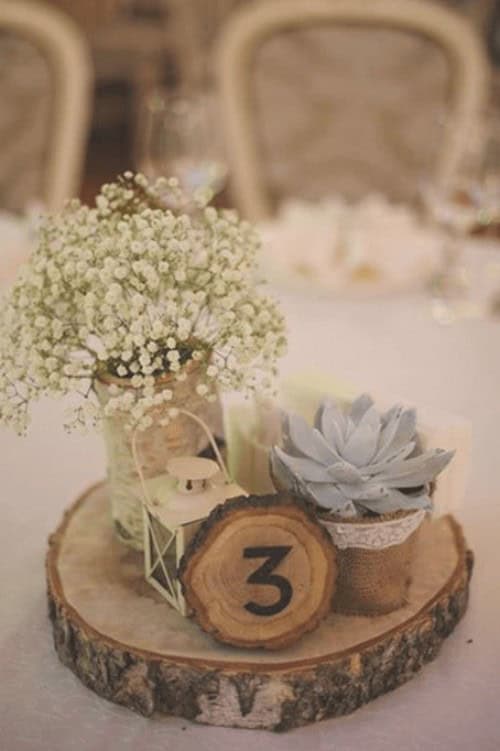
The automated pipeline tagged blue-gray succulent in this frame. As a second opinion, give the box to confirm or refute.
[270,394,454,518]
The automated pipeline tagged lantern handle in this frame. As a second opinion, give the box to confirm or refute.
[131,407,231,509]
[173,407,230,482]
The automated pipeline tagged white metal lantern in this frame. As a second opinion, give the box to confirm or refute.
[142,455,246,615]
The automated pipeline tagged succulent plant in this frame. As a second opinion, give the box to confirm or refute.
[270,394,454,518]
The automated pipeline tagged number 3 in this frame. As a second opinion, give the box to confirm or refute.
[243,546,293,616]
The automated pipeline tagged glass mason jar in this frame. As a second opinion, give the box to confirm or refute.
[95,362,222,550]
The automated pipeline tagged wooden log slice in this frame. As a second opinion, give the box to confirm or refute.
[178,493,337,649]
[46,483,473,731]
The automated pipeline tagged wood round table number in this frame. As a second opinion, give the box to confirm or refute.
[178,493,338,649]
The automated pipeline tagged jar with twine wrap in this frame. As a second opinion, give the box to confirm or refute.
[96,362,222,550]
[270,461,426,615]
[320,509,426,614]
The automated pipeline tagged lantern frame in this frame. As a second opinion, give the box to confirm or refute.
[142,471,246,615]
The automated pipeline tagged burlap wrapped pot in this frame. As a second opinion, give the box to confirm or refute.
[320,510,426,615]
[96,362,222,550]
[269,461,427,615]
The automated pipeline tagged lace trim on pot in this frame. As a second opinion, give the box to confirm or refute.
[322,509,426,551]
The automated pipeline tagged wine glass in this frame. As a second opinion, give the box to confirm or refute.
[135,89,227,203]
[421,179,479,323]
[421,112,500,323]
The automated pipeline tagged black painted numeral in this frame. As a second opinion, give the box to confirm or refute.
[243,546,293,616]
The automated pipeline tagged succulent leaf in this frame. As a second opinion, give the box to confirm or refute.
[374,407,417,462]
[284,413,338,464]
[326,460,363,483]
[357,404,381,433]
[270,394,455,518]
[336,481,389,502]
[374,406,403,456]
[344,416,356,441]
[364,441,416,474]
[313,428,343,462]
[306,483,357,516]
[359,488,433,515]
[380,404,400,426]
[349,393,374,424]
[273,447,331,483]
[377,448,454,488]
[342,421,379,466]
[317,400,346,452]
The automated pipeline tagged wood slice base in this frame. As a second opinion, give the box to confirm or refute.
[46,483,473,731]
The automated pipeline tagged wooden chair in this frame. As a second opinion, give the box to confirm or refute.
[0,1,92,211]
[215,0,490,220]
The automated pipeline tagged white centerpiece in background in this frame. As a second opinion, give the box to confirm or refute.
[259,195,442,295]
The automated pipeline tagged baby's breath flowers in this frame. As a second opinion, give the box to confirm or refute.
[0,173,287,433]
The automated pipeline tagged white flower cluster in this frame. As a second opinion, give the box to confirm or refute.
[0,173,287,433]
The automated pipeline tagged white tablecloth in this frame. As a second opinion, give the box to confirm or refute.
[0,209,37,291]
[1,288,500,750]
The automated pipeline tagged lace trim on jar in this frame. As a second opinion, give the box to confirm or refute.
[322,509,426,551]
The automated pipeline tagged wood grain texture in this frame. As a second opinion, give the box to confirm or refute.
[46,484,473,731]
[179,493,337,649]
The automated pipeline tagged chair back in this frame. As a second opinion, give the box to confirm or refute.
[215,0,490,219]
[0,1,92,211]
